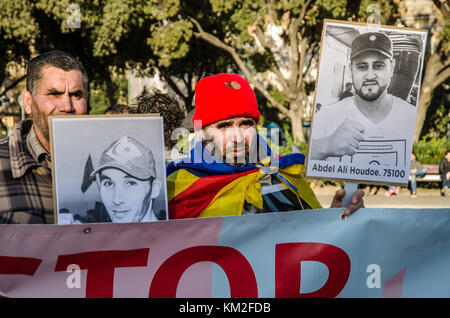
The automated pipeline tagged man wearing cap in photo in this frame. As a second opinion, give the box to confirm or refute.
[59,136,163,224]
[310,32,416,163]
[166,73,364,219]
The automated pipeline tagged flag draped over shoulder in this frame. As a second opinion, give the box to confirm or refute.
[166,136,322,219]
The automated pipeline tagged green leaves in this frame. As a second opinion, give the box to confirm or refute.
[229,4,259,44]
[210,0,238,14]
[7,0,445,143]
[358,0,399,25]
[92,0,137,56]
[249,51,275,72]
[438,19,450,55]
[0,0,38,42]
[305,0,346,27]
[148,0,180,20]
[149,20,193,67]
[414,136,450,164]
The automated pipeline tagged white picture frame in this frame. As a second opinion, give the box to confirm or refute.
[306,20,428,186]
[49,114,169,224]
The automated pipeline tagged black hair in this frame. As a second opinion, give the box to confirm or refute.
[26,50,89,97]
[104,104,133,114]
[134,88,186,148]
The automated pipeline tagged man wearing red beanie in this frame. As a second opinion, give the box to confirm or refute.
[166,73,364,219]
[193,73,261,166]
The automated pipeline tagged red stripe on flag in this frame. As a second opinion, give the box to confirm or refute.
[169,169,257,219]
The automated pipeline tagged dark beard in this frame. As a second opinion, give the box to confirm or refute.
[202,138,262,166]
[30,103,50,142]
[201,140,249,165]
[356,83,387,101]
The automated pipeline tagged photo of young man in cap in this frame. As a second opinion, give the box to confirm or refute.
[50,116,168,224]
[306,21,427,184]
[311,30,417,162]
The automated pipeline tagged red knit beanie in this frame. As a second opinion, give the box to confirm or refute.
[192,73,260,129]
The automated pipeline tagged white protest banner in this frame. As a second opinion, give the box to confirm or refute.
[1,208,450,298]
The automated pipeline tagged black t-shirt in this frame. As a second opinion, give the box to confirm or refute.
[440,158,450,174]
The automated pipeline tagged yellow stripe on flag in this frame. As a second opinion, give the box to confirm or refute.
[199,170,264,218]
[167,169,199,201]
[278,164,323,209]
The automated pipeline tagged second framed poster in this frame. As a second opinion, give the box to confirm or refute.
[306,20,427,185]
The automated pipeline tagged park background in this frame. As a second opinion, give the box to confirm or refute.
[0,0,448,195]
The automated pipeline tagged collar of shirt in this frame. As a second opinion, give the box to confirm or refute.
[26,123,51,168]
[8,119,47,179]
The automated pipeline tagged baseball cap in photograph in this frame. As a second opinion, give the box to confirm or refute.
[90,136,156,180]
[351,32,393,60]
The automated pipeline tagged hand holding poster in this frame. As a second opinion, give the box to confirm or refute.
[306,20,428,186]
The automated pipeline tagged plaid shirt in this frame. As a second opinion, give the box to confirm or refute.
[0,119,54,224]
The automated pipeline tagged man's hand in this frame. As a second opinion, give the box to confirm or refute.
[327,119,365,158]
[331,188,365,216]
[310,119,365,160]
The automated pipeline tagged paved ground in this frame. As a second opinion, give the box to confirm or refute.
[313,184,450,209]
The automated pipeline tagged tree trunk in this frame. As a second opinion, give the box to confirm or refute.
[414,54,444,142]
[185,90,194,112]
[0,75,26,98]
[104,70,116,107]
[414,82,433,142]
[413,2,450,142]
[290,116,305,144]
[289,105,306,144]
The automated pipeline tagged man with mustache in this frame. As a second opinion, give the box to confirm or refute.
[310,32,416,163]
[167,73,364,219]
[0,51,89,223]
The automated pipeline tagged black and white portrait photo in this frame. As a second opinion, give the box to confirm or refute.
[49,115,168,224]
[306,20,427,185]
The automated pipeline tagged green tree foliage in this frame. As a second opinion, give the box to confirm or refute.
[421,80,450,139]
[0,0,233,113]
[438,19,450,55]
[414,136,450,164]
[2,0,446,139]
[89,75,129,114]
[0,0,151,109]
[30,0,156,108]
[0,0,37,97]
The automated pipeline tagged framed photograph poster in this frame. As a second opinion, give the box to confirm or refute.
[49,115,168,224]
[306,19,428,185]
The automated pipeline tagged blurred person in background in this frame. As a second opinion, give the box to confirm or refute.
[134,89,186,162]
[408,151,427,197]
[104,103,133,114]
[440,150,450,196]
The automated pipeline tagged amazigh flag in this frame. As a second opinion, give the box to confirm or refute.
[166,136,322,219]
